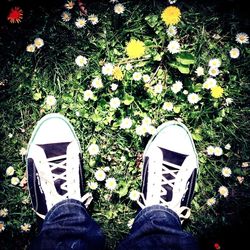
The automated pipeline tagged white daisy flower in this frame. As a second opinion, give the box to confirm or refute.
[120,117,133,129]
[61,11,71,22]
[206,197,216,206]
[34,38,44,48]
[187,93,200,104]
[75,55,88,67]
[6,166,15,176]
[171,80,183,94]
[154,83,163,94]
[75,18,87,28]
[45,95,57,107]
[20,223,31,232]
[125,63,133,71]
[102,63,114,76]
[105,177,117,190]
[142,74,151,83]
[110,97,121,109]
[206,145,215,155]
[120,156,126,162]
[203,78,217,90]
[208,67,220,77]
[225,98,233,106]
[129,190,140,201]
[229,48,240,59]
[163,102,173,111]
[88,181,98,190]
[142,116,152,125]
[235,32,249,44]
[195,66,205,77]
[214,146,223,156]
[135,124,148,136]
[218,186,229,197]
[132,72,142,81]
[88,143,100,156]
[111,83,118,91]
[88,14,99,25]
[94,169,106,181]
[222,167,232,177]
[224,143,231,150]
[167,40,181,54]
[11,177,20,186]
[91,77,103,89]
[147,125,156,135]
[83,90,94,101]
[114,3,125,14]
[26,44,36,53]
[0,208,8,217]
[167,25,177,37]
[208,58,221,68]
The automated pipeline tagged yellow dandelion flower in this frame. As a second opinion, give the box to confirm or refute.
[211,86,224,98]
[161,6,181,26]
[113,66,123,81]
[126,39,145,59]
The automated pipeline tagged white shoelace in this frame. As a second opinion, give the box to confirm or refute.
[137,157,191,223]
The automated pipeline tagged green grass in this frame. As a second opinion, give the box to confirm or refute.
[0,0,249,249]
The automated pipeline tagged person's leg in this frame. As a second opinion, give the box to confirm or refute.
[118,121,200,250]
[26,113,105,250]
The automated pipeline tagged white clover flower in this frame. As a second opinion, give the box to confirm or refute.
[75,55,88,67]
[111,83,118,91]
[224,143,231,150]
[132,72,142,81]
[142,116,152,126]
[45,95,57,107]
[203,78,217,90]
[94,169,106,181]
[105,177,117,190]
[110,97,121,109]
[125,63,133,71]
[235,32,249,44]
[129,190,140,201]
[26,44,36,53]
[88,181,98,190]
[229,48,240,59]
[171,80,183,94]
[75,17,87,28]
[19,147,27,156]
[222,167,232,177]
[88,143,99,156]
[208,58,221,68]
[167,40,181,54]
[83,90,94,101]
[225,98,233,106]
[91,77,103,89]
[34,38,44,48]
[154,83,163,94]
[11,177,20,186]
[208,67,220,77]
[187,93,200,104]
[167,25,177,37]
[218,186,229,197]
[206,145,215,155]
[114,3,125,14]
[88,14,99,25]
[142,74,151,83]
[0,208,8,217]
[102,63,114,76]
[163,101,174,111]
[120,117,133,129]
[195,66,205,77]
[20,223,31,232]
[206,197,216,206]
[61,11,71,22]
[214,146,223,156]
[6,166,15,176]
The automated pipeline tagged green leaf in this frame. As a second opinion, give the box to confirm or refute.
[192,133,203,141]
[123,94,134,105]
[176,53,195,65]
[177,64,190,74]
[145,15,159,28]
[118,183,129,198]
[91,113,102,122]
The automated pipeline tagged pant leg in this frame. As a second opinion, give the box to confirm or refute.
[117,205,200,250]
[29,199,105,250]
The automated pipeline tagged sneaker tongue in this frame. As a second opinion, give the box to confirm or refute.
[37,142,70,158]
[159,147,187,166]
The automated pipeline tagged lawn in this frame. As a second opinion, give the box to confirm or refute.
[0,0,249,249]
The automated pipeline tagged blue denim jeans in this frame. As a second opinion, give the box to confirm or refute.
[30,199,199,250]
